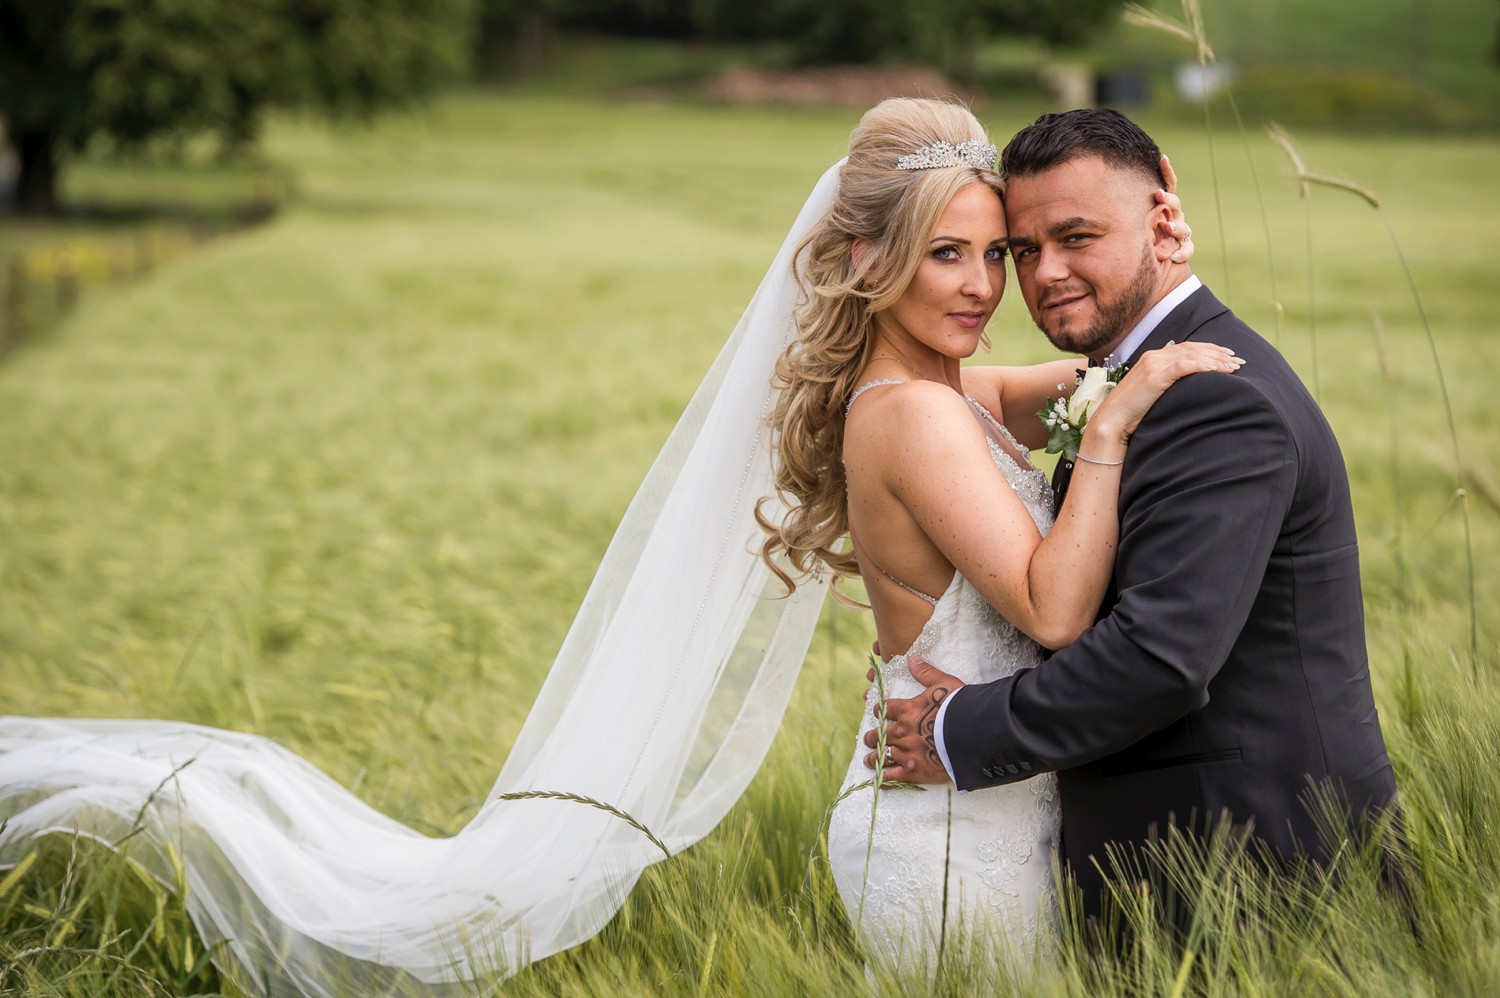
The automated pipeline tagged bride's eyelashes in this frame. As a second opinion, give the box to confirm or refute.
[930,244,1009,261]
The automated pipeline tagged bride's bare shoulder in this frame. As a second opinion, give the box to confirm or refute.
[844,381,985,462]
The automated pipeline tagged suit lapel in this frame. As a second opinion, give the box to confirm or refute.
[1126,284,1228,360]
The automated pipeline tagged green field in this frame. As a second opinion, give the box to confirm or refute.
[1111,0,1500,125]
[3,93,1500,993]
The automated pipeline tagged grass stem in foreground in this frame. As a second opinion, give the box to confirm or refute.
[1372,310,1419,727]
[497,791,670,858]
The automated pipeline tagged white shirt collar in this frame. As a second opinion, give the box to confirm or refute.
[1103,274,1203,368]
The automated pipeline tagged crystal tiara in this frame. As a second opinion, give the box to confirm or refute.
[895,138,998,172]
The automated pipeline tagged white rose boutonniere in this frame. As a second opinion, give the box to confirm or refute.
[1037,364,1128,463]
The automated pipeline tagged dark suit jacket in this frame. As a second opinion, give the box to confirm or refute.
[942,285,1396,910]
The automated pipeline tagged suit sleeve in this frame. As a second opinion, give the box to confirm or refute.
[941,371,1298,791]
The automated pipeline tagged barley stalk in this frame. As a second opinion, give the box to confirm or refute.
[107,758,198,856]
[1133,2,1282,338]
[1270,124,1476,670]
[1126,1,1230,300]
[1267,125,1323,397]
[1122,4,1213,60]
[1372,310,1419,727]
[828,777,927,807]
[497,791,670,858]
[857,652,889,932]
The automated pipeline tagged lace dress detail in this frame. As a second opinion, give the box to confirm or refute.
[827,398,1059,974]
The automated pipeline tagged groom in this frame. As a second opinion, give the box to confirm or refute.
[868,109,1398,914]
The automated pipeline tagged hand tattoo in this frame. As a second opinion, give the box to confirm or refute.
[916,686,950,769]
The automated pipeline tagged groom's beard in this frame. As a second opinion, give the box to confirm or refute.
[1034,244,1156,358]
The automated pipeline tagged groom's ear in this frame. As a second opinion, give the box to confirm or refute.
[1148,200,1181,264]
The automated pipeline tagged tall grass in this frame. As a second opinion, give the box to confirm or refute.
[1,92,1498,993]
[1266,122,1478,671]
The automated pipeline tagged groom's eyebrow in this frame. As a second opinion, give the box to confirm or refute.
[1009,216,1104,250]
[1049,216,1101,236]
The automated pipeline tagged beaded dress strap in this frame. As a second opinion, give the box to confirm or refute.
[879,566,941,606]
[961,393,1002,428]
[849,528,942,606]
[962,394,1038,472]
[844,379,907,415]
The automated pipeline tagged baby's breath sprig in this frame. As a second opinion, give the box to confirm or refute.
[1036,364,1127,463]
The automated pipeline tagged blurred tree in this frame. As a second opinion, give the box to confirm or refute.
[969,0,1125,47]
[559,0,692,37]
[517,0,1124,69]
[472,0,563,79]
[0,0,473,214]
[757,0,1126,70]
[757,0,955,68]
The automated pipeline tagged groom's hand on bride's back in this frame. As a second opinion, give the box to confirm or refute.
[862,655,964,785]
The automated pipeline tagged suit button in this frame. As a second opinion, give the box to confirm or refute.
[1005,764,1020,775]
[1019,762,1033,773]
[981,766,996,779]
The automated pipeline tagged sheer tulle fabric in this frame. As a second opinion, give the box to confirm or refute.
[0,163,843,994]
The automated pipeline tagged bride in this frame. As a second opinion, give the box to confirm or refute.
[0,98,1222,992]
[757,98,1233,969]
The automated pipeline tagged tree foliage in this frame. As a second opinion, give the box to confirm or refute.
[2,0,1130,211]
[0,0,473,213]
[470,0,1125,77]
[552,0,1124,64]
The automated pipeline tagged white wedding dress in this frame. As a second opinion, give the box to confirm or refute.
[827,390,1060,972]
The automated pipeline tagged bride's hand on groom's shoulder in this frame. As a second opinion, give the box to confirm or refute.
[1092,342,1245,446]
[862,655,963,785]
[1156,155,1194,265]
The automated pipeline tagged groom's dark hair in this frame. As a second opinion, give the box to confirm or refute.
[1000,108,1165,188]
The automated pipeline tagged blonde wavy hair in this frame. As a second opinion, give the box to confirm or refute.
[756,97,1003,602]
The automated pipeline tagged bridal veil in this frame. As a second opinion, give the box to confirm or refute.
[0,161,843,994]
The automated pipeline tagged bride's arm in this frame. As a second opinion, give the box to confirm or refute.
[962,360,1081,450]
[872,344,1239,650]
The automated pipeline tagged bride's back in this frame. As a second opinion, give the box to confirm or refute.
[843,377,1050,659]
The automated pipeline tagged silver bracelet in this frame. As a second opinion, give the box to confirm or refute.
[1075,452,1125,467]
